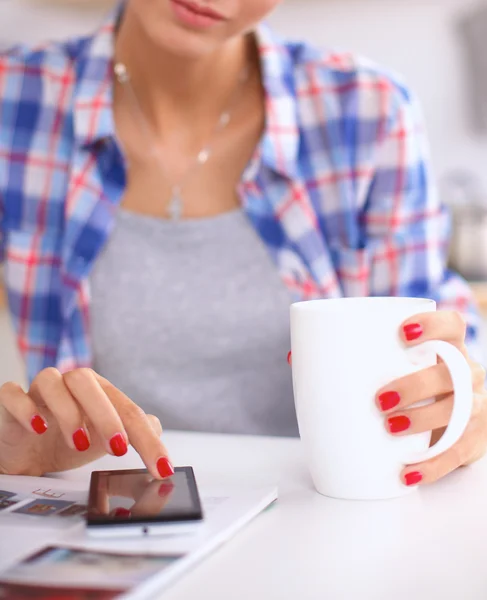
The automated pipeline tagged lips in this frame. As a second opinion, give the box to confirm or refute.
[172,0,226,21]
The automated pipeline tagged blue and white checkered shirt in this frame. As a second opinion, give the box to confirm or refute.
[0,7,480,382]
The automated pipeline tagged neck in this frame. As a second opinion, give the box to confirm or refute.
[114,9,252,130]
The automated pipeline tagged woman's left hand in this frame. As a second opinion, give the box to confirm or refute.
[376,311,487,487]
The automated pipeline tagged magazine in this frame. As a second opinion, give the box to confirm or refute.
[0,475,88,528]
[0,474,277,599]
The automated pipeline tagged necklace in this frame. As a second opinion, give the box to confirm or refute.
[113,61,249,221]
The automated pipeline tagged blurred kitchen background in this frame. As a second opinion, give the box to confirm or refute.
[0,0,486,384]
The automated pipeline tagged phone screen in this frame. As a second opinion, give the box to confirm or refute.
[87,467,203,527]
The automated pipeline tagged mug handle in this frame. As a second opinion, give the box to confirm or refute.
[406,340,473,464]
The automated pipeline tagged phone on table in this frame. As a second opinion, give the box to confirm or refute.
[86,466,204,538]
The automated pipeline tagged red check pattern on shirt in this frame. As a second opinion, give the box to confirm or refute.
[0,7,481,382]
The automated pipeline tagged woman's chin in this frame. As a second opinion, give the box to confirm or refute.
[147,26,222,60]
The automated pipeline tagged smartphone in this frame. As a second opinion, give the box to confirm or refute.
[86,467,204,538]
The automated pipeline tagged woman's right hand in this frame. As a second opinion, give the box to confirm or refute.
[0,368,174,479]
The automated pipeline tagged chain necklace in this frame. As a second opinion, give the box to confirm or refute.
[113,61,249,221]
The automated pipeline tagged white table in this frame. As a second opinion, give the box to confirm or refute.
[7,430,487,599]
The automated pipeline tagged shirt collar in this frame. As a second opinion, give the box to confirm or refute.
[253,24,300,179]
[73,8,300,178]
[72,5,121,149]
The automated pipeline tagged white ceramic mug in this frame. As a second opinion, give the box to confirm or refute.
[290,297,473,500]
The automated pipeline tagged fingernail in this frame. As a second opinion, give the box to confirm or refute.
[388,415,411,434]
[113,508,131,518]
[159,483,174,497]
[157,457,175,478]
[109,433,128,457]
[73,428,90,452]
[31,414,48,435]
[404,323,423,341]
[378,391,400,412]
[287,351,292,365]
[404,471,423,486]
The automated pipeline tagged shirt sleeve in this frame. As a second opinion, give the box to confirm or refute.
[0,57,5,265]
[0,192,4,265]
[362,85,482,359]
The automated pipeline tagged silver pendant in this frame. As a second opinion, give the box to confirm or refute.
[168,186,183,221]
[219,112,230,127]
[114,62,130,84]
[197,149,210,164]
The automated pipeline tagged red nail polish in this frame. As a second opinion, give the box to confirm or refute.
[159,482,175,497]
[404,471,423,486]
[113,508,131,518]
[388,415,411,433]
[31,415,48,435]
[110,433,128,457]
[157,457,175,478]
[378,391,400,412]
[404,323,423,341]
[287,351,292,365]
[73,428,90,452]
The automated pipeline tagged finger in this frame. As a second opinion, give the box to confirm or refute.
[287,351,292,366]
[30,368,90,452]
[472,362,487,393]
[401,444,465,486]
[63,369,129,458]
[377,355,482,413]
[377,363,451,413]
[147,414,163,437]
[106,473,153,500]
[0,381,48,435]
[401,311,467,351]
[377,363,453,413]
[95,473,154,516]
[98,474,149,516]
[111,508,132,519]
[385,396,453,436]
[130,480,175,517]
[95,375,174,480]
[96,471,110,515]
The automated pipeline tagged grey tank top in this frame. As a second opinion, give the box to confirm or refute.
[90,208,298,437]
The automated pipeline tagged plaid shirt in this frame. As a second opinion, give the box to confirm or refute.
[0,8,480,383]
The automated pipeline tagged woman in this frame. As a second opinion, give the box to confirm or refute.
[0,0,486,486]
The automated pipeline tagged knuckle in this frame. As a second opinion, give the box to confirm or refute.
[473,363,487,386]
[450,442,467,468]
[452,311,467,335]
[0,381,23,400]
[121,401,147,424]
[95,374,111,391]
[425,443,466,482]
[34,367,62,391]
[63,367,94,389]
[147,414,163,436]
[472,392,485,416]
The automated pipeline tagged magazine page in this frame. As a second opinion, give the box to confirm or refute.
[0,474,95,576]
[0,475,88,527]
[0,476,278,599]
[0,546,183,600]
